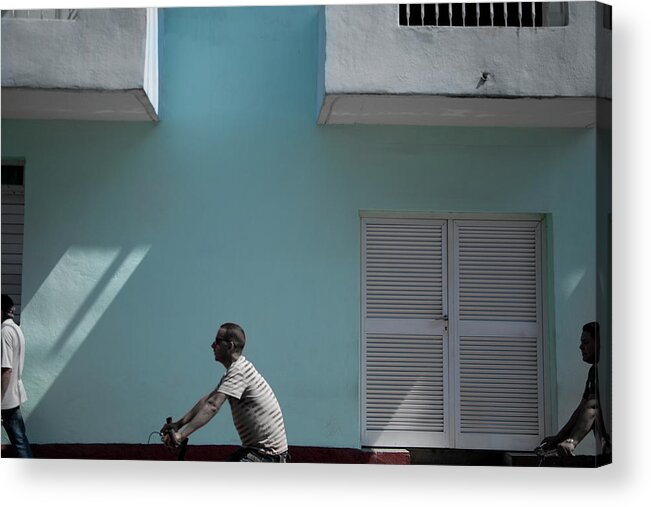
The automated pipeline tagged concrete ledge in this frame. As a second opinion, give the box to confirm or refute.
[359,447,411,465]
[1,88,159,122]
[1,444,410,464]
[505,452,611,468]
[318,94,606,128]
[1,444,610,467]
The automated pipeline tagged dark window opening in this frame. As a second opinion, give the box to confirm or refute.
[491,3,504,27]
[1,164,24,186]
[479,3,493,26]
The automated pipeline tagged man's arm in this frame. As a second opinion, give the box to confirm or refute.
[1,329,16,401]
[162,388,228,446]
[545,401,584,444]
[1,367,12,401]
[556,398,598,455]
[542,398,598,455]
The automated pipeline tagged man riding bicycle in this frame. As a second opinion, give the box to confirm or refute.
[537,322,611,458]
[161,322,289,462]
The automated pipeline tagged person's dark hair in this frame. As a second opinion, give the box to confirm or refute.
[582,321,600,341]
[2,294,14,316]
[218,322,246,352]
[583,321,600,361]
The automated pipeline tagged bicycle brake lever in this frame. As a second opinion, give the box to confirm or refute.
[534,443,557,457]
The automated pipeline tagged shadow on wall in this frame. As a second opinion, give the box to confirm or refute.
[46,246,150,357]
[13,245,150,444]
[18,237,246,447]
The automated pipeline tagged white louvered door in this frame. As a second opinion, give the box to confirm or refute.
[452,220,543,450]
[362,218,449,447]
[361,216,544,451]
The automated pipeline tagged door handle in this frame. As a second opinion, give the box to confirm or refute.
[434,315,449,331]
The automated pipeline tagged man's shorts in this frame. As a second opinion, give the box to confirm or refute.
[227,447,289,463]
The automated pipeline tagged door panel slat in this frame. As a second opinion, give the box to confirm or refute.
[455,221,543,444]
[363,219,448,443]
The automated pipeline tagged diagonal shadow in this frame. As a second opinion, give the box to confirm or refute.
[48,248,130,356]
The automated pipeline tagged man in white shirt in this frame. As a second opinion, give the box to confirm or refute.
[161,322,288,462]
[1,294,33,458]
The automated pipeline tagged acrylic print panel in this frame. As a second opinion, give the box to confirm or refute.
[1,0,610,472]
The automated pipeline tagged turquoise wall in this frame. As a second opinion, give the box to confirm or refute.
[1,7,598,451]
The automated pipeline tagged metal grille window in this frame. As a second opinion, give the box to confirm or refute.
[1,10,79,20]
[399,3,569,27]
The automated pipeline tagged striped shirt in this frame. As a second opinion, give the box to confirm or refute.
[217,356,288,455]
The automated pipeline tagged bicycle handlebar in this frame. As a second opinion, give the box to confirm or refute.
[162,416,189,461]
